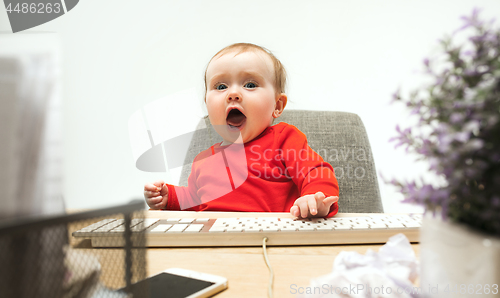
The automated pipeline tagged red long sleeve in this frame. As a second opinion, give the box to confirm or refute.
[166,122,339,217]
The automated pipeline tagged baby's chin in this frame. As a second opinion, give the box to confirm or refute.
[218,128,244,146]
[216,120,268,145]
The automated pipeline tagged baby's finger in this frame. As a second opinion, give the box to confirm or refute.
[153,180,165,187]
[290,205,300,218]
[323,196,339,205]
[159,184,168,196]
[294,199,310,219]
[317,197,338,215]
[144,190,160,198]
[147,195,163,204]
[306,195,318,216]
[152,201,165,209]
[148,203,162,210]
[144,183,160,192]
[314,192,326,201]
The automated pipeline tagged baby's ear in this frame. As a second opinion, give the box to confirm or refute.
[273,93,287,118]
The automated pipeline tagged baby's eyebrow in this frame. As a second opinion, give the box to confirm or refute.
[208,71,266,84]
[208,74,226,84]
[238,71,265,81]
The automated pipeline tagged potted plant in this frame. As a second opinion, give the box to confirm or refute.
[389,8,500,297]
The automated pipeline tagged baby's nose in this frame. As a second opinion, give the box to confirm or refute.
[227,89,242,101]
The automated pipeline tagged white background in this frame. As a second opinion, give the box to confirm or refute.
[1,0,499,212]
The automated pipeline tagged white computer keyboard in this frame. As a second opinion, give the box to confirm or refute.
[72,213,422,247]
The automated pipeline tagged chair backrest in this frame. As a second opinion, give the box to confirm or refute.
[179,110,384,213]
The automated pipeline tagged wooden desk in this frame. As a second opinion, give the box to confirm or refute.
[142,211,420,298]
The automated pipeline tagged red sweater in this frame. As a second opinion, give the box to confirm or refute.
[165,122,339,217]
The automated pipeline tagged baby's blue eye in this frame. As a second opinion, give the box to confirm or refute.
[216,84,227,90]
[245,82,257,88]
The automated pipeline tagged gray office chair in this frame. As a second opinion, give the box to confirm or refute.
[179,110,384,213]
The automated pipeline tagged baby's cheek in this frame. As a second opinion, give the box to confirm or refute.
[206,109,223,124]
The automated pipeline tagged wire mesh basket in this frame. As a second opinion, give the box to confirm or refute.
[0,200,148,298]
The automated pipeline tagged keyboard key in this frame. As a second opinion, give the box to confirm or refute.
[404,222,421,228]
[386,222,405,228]
[110,218,159,233]
[112,219,143,232]
[352,225,370,230]
[166,224,189,233]
[184,224,204,233]
[209,226,226,232]
[132,218,160,232]
[179,218,195,224]
[218,218,238,225]
[143,218,160,228]
[227,226,244,232]
[150,224,172,233]
[79,219,117,232]
[244,226,261,232]
[111,219,145,232]
[94,219,125,232]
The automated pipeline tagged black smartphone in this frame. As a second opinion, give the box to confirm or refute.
[124,268,228,298]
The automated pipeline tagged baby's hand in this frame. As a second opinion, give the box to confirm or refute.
[290,192,339,218]
[144,180,168,210]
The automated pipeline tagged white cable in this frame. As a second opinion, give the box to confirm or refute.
[262,237,274,298]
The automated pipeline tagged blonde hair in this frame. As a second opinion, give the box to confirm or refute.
[204,43,287,98]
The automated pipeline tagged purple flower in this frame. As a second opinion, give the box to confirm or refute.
[423,58,430,67]
[390,88,401,104]
[450,112,464,123]
[470,32,497,43]
[410,105,422,116]
[462,50,474,56]
[428,157,440,171]
[463,68,480,76]
[454,131,470,143]
[459,7,483,30]
[387,8,500,236]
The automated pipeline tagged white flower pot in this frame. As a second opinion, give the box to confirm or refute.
[420,214,500,297]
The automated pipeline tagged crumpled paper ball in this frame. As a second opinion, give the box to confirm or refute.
[298,233,419,298]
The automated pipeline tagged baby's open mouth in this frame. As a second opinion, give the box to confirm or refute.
[226,108,246,128]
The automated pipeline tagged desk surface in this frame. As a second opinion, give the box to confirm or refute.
[142,211,420,298]
[70,210,419,298]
